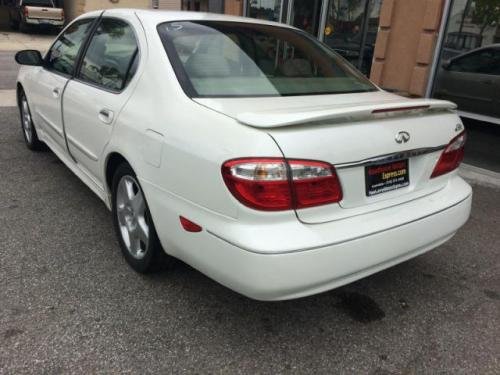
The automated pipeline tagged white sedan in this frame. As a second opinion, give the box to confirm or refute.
[15,9,472,301]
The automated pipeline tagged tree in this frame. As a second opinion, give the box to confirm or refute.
[472,0,500,37]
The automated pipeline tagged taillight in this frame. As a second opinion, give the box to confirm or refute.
[61,8,64,20]
[431,131,466,178]
[221,158,342,211]
[23,6,29,17]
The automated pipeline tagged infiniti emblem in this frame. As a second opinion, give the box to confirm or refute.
[395,131,410,144]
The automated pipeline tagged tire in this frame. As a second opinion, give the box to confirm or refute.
[112,163,170,273]
[9,16,20,30]
[19,91,44,151]
[19,20,29,33]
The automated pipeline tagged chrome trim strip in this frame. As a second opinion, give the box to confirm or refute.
[425,0,452,98]
[335,145,446,169]
[206,193,471,255]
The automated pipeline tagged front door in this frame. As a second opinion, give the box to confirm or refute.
[63,17,140,188]
[30,18,95,154]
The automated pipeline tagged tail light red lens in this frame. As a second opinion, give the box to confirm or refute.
[431,131,466,178]
[23,6,29,17]
[222,158,342,211]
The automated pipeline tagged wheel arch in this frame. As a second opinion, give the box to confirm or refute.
[105,152,130,195]
[16,82,24,108]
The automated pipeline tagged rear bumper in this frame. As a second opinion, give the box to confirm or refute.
[144,175,472,301]
[25,17,64,26]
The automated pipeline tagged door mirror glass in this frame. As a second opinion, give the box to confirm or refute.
[15,50,44,66]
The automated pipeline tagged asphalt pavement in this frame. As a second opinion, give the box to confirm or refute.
[1,107,500,373]
[1,35,500,373]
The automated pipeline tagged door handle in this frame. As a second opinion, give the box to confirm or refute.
[98,109,114,124]
[52,88,60,98]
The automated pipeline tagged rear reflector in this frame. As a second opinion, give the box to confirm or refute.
[222,158,342,211]
[179,216,202,232]
[431,131,466,178]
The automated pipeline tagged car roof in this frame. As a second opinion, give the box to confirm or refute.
[450,43,500,61]
[98,8,295,30]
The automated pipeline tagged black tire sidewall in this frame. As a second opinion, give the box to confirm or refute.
[19,91,42,150]
[111,163,165,273]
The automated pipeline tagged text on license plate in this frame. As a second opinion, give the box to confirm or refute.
[365,160,410,196]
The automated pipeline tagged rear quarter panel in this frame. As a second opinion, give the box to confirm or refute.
[106,14,285,223]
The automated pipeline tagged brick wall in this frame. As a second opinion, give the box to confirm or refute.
[370,0,444,97]
[64,0,154,21]
[157,0,181,10]
[224,0,243,16]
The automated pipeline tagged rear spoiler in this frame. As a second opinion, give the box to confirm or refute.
[236,99,457,128]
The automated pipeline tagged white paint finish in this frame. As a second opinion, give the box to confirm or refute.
[142,130,164,168]
[16,10,473,300]
[142,174,471,300]
[266,111,462,223]
[26,67,69,154]
[235,99,456,128]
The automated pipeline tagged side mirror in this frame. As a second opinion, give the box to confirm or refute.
[15,50,44,66]
[442,60,451,70]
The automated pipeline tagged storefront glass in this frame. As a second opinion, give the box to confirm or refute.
[182,0,224,13]
[290,0,323,36]
[245,0,381,77]
[432,0,500,172]
[432,0,500,120]
[247,0,283,22]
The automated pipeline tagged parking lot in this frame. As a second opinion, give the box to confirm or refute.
[1,31,500,373]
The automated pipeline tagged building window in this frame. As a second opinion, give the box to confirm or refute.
[247,0,283,22]
[182,0,224,13]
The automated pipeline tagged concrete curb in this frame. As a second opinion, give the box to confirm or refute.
[459,164,500,189]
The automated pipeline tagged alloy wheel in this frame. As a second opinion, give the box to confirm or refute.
[21,96,33,144]
[116,175,150,260]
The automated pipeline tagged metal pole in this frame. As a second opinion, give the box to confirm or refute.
[425,0,453,97]
[318,0,329,42]
[358,0,372,71]
[242,0,248,16]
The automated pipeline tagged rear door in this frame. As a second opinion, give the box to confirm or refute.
[63,16,141,188]
[29,17,95,154]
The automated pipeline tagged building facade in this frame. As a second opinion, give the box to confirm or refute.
[63,0,499,122]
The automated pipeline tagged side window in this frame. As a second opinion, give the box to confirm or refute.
[45,19,94,76]
[79,18,139,91]
[449,49,496,75]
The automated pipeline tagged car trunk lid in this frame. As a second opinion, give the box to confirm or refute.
[194,92,462,223]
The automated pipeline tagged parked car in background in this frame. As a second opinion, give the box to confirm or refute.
[434,44,500,123]
[15,10,472,301]
[8,0,65,32]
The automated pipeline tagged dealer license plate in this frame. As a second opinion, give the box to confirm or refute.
[365,160,409,196]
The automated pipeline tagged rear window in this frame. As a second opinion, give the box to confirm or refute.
[157,21,376,98]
